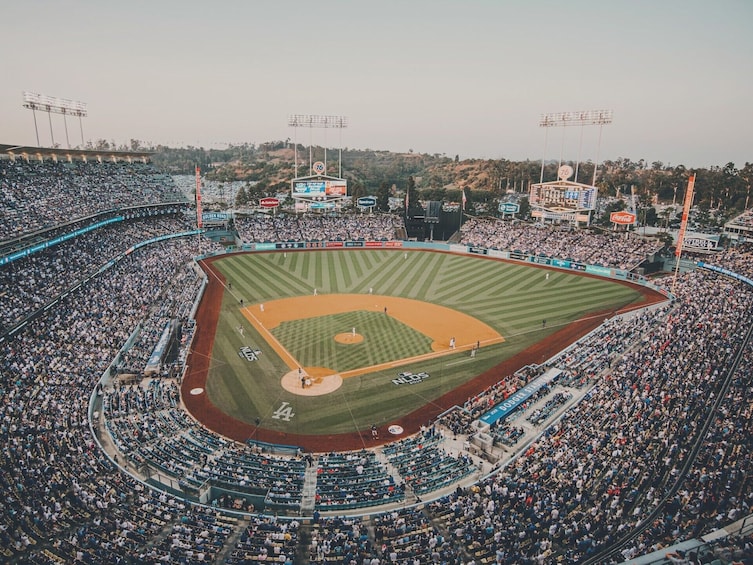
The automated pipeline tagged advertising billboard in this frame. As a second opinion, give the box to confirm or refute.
[292,179,348,197]
[610,211,636,225]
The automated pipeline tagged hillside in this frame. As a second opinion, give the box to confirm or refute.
[150,143,753,218]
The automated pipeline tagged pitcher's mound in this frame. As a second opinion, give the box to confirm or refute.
[334,332,364,344]
[281,367,343,396]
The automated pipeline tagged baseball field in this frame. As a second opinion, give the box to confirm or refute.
[183,249,662,451]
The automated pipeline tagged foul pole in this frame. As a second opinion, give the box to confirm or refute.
[671,174,696,295]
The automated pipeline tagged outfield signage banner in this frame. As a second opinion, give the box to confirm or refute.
[488,249,508,259]
[345,241,364,247]
[479,369,561,426]
[610,211,636,225]
[357,196,377,207]
[529,256,550,265]
[698,262,753,287]
[585,265,613,277]
[499,202,520,214]
[384,241,403,248]
[202,211,229,223]
[468,246,488,255]
[260,197,280,208]
[365,241,384,248]
[326,241,344,248]
[683,236,718,251]
[255,243,277,251]
[550,258,571,268]
[275,242,305,249]
[0,216,123,266]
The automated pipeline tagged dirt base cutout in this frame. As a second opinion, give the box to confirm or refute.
[281,366,343,396]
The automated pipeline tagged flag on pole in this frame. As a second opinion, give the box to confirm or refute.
[461,188,467,210]
[195,165,203,229]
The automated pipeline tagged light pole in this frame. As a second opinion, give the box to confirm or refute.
[288,114,348,178]
[22,91,88,148]
[538,109,613,186]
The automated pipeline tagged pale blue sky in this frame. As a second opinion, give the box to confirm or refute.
[2,0,751,168]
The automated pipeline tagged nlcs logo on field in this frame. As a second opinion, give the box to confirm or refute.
[238,346,262,362]
[392,371,429,386]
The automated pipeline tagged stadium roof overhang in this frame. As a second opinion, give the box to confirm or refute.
[0,143,154,163]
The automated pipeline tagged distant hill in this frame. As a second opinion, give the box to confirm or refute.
[150,142,753,220]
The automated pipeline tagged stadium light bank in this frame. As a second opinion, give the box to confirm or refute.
[538,109,613,186]
[288,114,348,178]
[22,91,88,149]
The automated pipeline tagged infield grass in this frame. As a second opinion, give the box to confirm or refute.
[205,249,644,436]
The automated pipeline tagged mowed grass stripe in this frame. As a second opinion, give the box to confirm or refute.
[370,254,412,295]
[435,262,509,305]
[221,255,303,299]
[342,251,362,288]
[409,252,447,298]
[387,251,438,298]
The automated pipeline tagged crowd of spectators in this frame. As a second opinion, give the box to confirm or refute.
[424,262,753,564]
[315,450,405,510]
[235,213,404,243]
[460,217,664,270]
[0,159,186,242]
[1,156,752,563]
[0,215,197,334]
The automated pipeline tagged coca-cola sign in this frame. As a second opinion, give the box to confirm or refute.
[610,211,636,225]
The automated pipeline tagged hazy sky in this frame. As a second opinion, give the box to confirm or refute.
[2,0,751,168]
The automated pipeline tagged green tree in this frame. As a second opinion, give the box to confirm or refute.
[518,197,531,220]
[406,175,419,213]
[376,181,390,212]
[350,181,366,206]
[235,185,248,207]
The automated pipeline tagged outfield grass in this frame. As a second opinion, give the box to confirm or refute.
[205,250,643,435]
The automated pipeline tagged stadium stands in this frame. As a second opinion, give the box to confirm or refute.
[0,155,751,564]
[0,159,185,243]
[235,213,405,243]
[459,216,664,270]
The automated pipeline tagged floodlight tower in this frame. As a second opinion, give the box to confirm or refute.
[538,109,613,185]
[22,91,88,148]
[288,114,348,178]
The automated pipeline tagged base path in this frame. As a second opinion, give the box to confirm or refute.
[241,293,503,367]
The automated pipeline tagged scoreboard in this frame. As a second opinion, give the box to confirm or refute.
[529,184,596,212]
[292,178,347,197]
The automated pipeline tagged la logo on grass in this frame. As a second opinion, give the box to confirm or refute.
[272,402,295,421]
